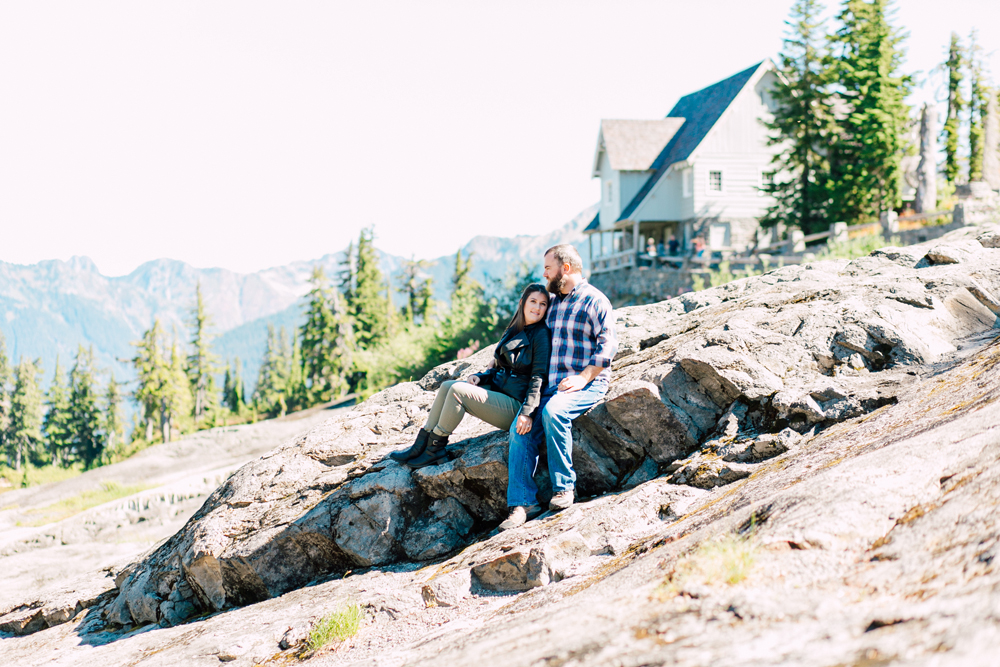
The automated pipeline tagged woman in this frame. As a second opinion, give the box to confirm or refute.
[391,284,551,469]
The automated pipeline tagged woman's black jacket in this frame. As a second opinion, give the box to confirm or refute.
[471,321,551,419]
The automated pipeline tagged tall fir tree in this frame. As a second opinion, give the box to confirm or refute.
[338,240,356,305]
[43,358,73,466]
[253,325,293,417]
[942,32,965,186]
[300,266,353,404]
[222,358,245,414]
[132,320,169,443]
[186,283,220,422]
[762,0,836,234]
[351,227,390,349]
[826,0,911,224]
[398,258,434,324]
[0,332,11,464]
[967,30,988,182]
[161,339,194,443]
[103,373,125,458]
[69,346,104,468]
[6,359,44,471]
[426,250,497,368]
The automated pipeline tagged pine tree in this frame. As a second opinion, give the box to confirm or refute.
[826,0,912,223]
[103,373,125,458]
[426,250,497,368]
[253,325,292,417]
[69,347,104,469]
[0,332,11,465]
[161,339,194,443]
[762,0,836,234]
[967,30,989,182]
[351,227,390,349]
[6,359,44,471]
[338,240,356,306]
[132,320,168,443]
[43,358,73,466]
[223,358,245,414]
[399,258,434,324]
[942,32,965,186]
[186,283,220,423]
[300,266,353,404]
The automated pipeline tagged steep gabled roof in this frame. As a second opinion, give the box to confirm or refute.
[595,119,686,173]
[618,61,769,221]
[584,210,600,232]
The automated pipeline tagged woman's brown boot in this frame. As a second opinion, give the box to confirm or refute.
[390,429,430,462]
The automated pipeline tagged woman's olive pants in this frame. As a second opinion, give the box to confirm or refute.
[424,380,521,436]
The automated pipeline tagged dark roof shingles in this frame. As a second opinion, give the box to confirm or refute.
[618,62,764,221]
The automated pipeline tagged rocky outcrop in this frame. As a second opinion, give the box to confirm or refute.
[76,225,1000,632]
[5,225,1000,667]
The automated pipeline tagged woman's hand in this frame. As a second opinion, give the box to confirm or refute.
[467,375,480,386]
[515,415,533,435]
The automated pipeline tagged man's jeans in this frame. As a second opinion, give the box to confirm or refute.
[506,380,608,507]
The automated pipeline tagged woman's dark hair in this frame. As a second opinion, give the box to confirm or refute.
[504,283,550,336]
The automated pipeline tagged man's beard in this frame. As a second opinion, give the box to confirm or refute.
[547,269,567,294]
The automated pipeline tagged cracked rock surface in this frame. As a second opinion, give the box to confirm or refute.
[3,223,1000,666]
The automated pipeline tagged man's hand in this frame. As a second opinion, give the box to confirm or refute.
[515,415,533,435]
[467,375,481,386]
[558,375,587,393]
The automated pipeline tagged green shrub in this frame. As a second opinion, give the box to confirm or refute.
[307,603,363,651]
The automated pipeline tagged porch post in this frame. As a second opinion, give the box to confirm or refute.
[632,220,640,265]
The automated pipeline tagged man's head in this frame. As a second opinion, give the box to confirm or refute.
[543,244,584,294]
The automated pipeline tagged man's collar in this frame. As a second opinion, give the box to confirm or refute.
[559,278,588,298]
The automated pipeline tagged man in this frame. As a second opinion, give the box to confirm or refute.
[499,244,617,531]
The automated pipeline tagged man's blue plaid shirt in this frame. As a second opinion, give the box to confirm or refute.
[546,280,617,387]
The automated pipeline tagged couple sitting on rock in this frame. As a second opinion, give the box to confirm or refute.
[391,244,618,531]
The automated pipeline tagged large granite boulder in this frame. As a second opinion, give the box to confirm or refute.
[89,224,1000,630]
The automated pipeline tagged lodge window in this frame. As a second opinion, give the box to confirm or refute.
[605,181,614,204]
[708,170,723,193]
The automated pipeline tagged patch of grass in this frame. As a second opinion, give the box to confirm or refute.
[306,603,363,652]
[815,232,898,261]
[655,532,757,600]
[16,481,152,527]
[0,463,85,493]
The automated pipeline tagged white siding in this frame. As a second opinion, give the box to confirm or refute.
[596,152,621,231]
[632,167,687,221]
[619,171,648,215]
[692,70,778,219]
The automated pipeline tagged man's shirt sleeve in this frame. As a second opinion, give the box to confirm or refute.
[588,296,617,369]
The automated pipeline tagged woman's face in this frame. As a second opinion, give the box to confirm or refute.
[522,291,549,326]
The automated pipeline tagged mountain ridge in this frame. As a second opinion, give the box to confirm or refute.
[0,204,596,390]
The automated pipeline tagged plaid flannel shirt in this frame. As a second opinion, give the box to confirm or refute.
[546,280,617,388]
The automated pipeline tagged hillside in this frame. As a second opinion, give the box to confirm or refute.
[2,223,999,666]
[0,205,594,392]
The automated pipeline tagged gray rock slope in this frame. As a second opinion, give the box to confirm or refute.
[3,224,1000,666]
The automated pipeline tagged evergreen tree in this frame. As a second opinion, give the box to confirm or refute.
[186,283,220,422]
[338,240,356,305]
[826,0,912,223]
[6,359,44,471]
[942,32,965,186]
[253,325,292,417]
[161,339,194,443]
[762,0,836,234]
[425,250,497,368]
[0,332,11,465]
[132,320,168,443]
[223,358,246,414]
[43,358,73,466]
[103,373,125,459]
[300,266,353,404]
[399,258,434,324]
[69,347,104,469]
[351,227,390,349]
[967,31,989,182]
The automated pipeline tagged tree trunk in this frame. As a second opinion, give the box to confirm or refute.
[983,96,1000,190]
[915,103,938,213]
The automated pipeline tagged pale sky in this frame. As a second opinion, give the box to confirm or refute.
[0,1,997,277]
